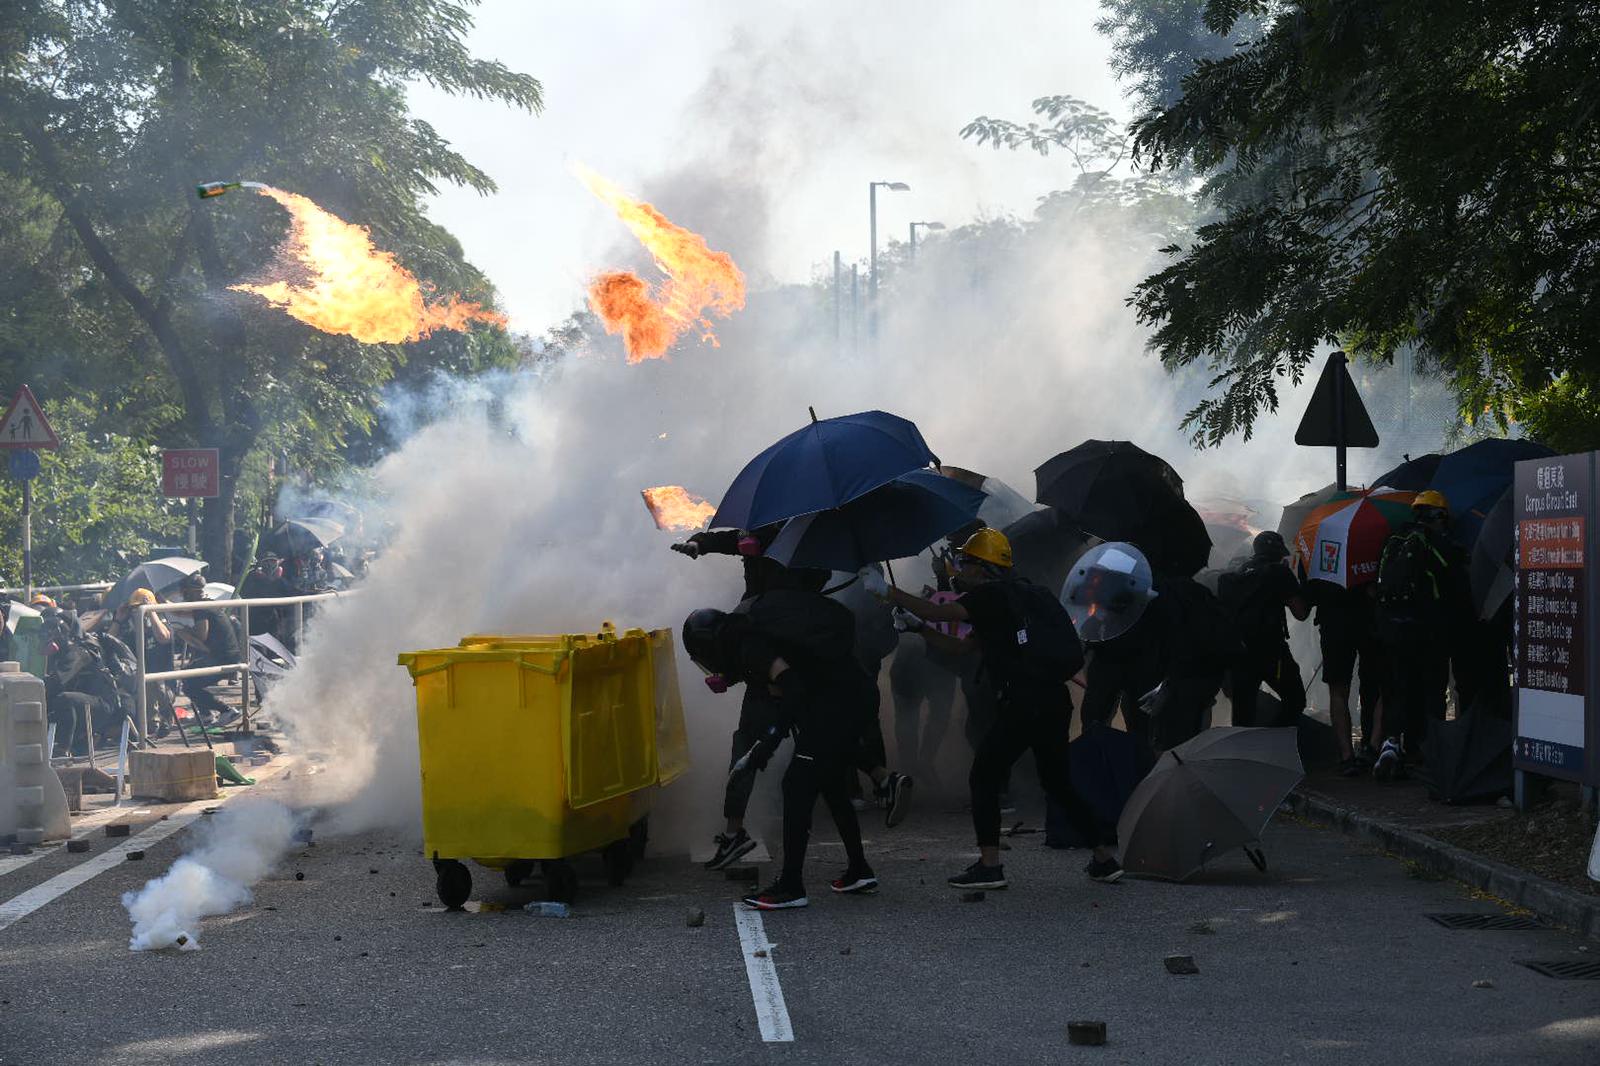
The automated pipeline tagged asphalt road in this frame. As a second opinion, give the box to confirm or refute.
[3,777,1598,1066]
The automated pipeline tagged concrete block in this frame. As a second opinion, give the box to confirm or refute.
[11,701,43,725]
[15,785,43,807]
[13,743,43,766]
[15,828,45,845]
[128,749,218,802]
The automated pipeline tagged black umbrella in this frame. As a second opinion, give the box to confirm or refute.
[1034,441,1210,577]
[1421,704,1512,804]
[272,516,345,555]
[1469,486,1515,619]
[105,556,208,611]
[1372,453,1442,491]
[1002,507,1091,595]
[1117,726,1303,881]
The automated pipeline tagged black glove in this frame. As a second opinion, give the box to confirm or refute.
[670,540,701,559]
[892,607,925,634]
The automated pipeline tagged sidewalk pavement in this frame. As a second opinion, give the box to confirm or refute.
[1290,769,1600,941]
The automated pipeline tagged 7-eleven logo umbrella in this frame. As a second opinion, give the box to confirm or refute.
[1292,488,1417,587]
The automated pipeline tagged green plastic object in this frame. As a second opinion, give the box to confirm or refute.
[215,755,255,786]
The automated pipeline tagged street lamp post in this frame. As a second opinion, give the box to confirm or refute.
[868,180,909,337]
[908,220,945,262]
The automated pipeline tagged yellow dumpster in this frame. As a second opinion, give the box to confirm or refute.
[397,623,689,908]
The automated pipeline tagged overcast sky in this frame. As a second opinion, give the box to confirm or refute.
[408,1,1125,332]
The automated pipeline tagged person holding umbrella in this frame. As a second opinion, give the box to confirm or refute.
[172,572,242,729]
[1372,491,1471,779]
[876,529,1123,888]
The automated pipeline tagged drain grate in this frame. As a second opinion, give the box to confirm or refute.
[1519,960,1600,981]
[1427,912,1545,931]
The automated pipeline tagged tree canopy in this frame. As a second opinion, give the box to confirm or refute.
[0,0,539,579]
[1126,0,1600,449]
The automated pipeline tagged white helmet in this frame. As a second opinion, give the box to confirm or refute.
[1061,541,1157,643]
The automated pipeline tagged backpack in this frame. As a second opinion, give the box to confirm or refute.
[746,588,859,668]
[990,579,1085,686]
[1216,562,1284,650]
[1376,527,1448,628]
[1157,576,1243,673]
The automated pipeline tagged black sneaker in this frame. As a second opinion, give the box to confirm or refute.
[1085,856,1124,883]
[743,881,808,910]
[948,861,1008,889]
[705,829,756,870]
[1338,757,1363,778]
[882,772,914,828]
[830,867,879,894]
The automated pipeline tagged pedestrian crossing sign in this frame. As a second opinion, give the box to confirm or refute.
[0,385,58,450]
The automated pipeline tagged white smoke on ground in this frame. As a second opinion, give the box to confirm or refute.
[122,799,297,951]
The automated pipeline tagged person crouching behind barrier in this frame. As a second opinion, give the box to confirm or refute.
[874,528,1123,889]
[683,592,878,911]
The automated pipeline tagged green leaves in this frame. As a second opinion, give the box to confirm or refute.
[1126,0,1600,448]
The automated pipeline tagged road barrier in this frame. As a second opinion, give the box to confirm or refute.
[132,590,354,745]
[1,660,71,843]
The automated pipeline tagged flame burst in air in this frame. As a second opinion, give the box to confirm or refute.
[230,186,505,344]
[641,486,717,532]
[576,164,746,362]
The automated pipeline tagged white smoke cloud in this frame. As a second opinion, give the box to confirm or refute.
[122,799,297,951]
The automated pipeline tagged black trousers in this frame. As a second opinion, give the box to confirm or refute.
[969,689,1111,850]
[889,641,957,771]
[181,654,235,722]
[779,748,867,887]
[723,688,777,821]
[1385,637,1450,751]
[1230,643,1305,727]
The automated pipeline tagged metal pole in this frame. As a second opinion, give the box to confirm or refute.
[240,602,251,734]
[135,605,148,746]
[869,183,878,307]
[850,264,860,356]
[21,477,32,602]
[909,222,917,262]
[1334,352,1348,492]
[833,250,842,352]
[295,600,304,651]
[186,498,197,555]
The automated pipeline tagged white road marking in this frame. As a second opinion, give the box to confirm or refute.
[733,904,794,1042]
[0,799,216,934]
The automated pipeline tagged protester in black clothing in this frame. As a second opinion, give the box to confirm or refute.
[882,528,1122,889]
[677,529,909,870]
[1305,579,1386,775]
[238,553,293,638]
[683,590,878,910]
[173,573,242,728]
[1372,491,1472,779]
[1219,531,1310,728]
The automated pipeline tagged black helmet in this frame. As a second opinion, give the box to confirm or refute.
[682,608,731,673]
[1252,530,1291,561]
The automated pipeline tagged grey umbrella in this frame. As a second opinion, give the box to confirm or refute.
[105,556,207,611]
[1276,483,1341,546]
[1116,726,1304,881]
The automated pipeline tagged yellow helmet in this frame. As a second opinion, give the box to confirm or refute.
[959,528,1013,569]
[1413,489,1450,511]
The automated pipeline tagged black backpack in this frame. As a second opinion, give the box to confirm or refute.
[990,579,1085,686]
[1216,562,1284,650]
[746,588,859,668]
[1376,527,1448,626]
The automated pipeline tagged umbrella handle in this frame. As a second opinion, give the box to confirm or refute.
[1244,844,1267,873]
[884,558,898,588]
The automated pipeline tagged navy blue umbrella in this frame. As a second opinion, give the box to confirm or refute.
[1431,439,1553,545]
[762,468,984,572]
[710,410,938,532]
[1372,453,1442,491]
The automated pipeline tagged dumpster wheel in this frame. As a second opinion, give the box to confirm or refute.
[628,816,649,860]
[542,859,579,903]
[602,839,635,886]
[434,859,471,910]
[504,860,536,888]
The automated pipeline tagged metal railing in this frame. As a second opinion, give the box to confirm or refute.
[133,590,354,744]
[1,581,114,601]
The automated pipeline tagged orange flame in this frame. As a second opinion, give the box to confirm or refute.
[576,164,746,362]
[641,486,717,532]
[230,186,506,343]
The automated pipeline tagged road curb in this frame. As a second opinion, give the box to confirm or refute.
[1287,788,1600,943]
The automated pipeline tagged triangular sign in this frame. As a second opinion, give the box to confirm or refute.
[0,385,60,450]
[1295,355,1379,449]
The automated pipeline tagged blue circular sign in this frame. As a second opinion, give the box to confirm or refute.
[8,449,41,481]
